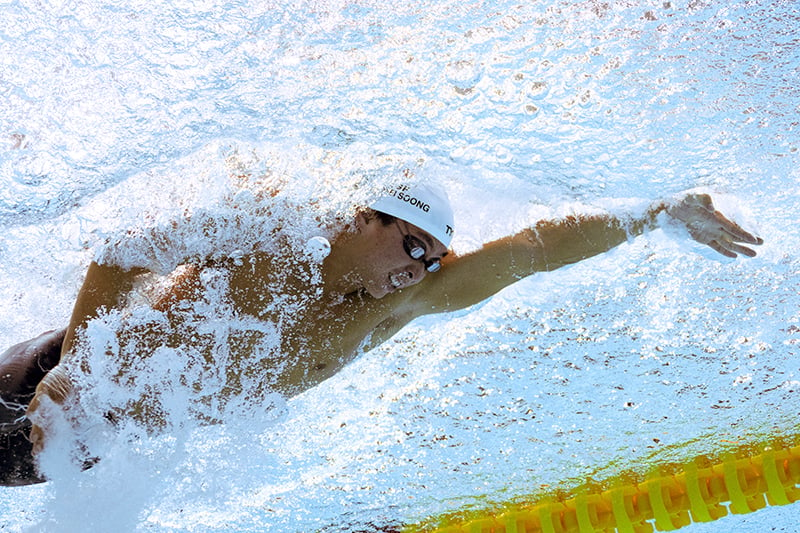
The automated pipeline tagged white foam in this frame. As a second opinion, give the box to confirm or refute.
[1,1,798,532]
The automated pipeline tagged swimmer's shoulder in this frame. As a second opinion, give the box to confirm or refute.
[225,251,305,317]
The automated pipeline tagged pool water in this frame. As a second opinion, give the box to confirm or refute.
[1,0,798,531]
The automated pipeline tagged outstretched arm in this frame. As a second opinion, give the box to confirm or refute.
[410,193,762,315]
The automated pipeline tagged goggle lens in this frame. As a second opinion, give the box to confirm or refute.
[408,245,425,260]
[399,223,442,273]
[425,261,441,273]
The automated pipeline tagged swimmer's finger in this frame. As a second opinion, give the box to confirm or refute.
[720,221,763,245]
[709,207,762,244]
[694,193,715,211]
[723,240,759,258]
[708,240,738,258]
[29,424,44,454]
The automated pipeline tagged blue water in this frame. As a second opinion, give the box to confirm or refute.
[1,0,798,531]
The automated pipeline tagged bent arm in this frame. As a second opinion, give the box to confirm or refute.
[61,262,149,356]
[27,261,148,453]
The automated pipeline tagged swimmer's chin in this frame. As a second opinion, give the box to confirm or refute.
[363,281,394,299]
[368,287,391,299]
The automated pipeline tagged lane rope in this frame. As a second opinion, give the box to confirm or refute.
[404,438,800,533]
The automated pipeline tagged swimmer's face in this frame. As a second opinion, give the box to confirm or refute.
[357,214,448,299]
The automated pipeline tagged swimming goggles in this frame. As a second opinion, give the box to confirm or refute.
[396,220,442,273]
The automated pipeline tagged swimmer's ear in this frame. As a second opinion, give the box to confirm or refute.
[355,209,376,231]
[354,211,367,233]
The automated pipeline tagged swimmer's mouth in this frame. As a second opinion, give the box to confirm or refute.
[389,273,405,290]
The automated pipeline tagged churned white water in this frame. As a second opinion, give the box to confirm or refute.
[1,0,798,531]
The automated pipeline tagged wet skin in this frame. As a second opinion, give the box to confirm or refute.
[26,194,762,455]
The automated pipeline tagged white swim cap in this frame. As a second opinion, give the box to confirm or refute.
[372,183,455,247]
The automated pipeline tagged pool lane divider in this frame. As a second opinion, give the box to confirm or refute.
[403,438,800,533]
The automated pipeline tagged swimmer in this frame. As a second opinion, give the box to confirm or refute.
[0,183,762,485]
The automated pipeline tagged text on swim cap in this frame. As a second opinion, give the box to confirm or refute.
[388,189,430,212]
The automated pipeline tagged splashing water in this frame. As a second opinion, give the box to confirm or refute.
[1,0,798,531]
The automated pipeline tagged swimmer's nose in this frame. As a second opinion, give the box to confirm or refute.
[406,262,426,285]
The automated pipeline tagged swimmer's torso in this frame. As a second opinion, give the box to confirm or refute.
[96,252,411,405]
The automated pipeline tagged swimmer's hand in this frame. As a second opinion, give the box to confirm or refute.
[26,364,74,455]
[666,193,763,258]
